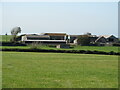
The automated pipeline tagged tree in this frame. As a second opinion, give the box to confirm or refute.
[77,35,90,46]
[11,27,21,42]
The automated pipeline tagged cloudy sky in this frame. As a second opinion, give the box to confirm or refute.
[0,1,118,36]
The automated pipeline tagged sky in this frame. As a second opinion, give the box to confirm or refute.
[0,1,118,37]
[1,0,119,2]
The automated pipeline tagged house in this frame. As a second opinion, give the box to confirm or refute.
[69,33,119,46]
[93,36,107,46]
[101,35,119,43]
[95,36,107,43]
[89,35,118,46]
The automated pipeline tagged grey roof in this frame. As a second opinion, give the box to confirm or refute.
[26,35,50,38]
[69,35,80,37]
[24,40,67,42]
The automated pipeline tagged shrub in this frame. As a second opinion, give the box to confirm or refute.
[77,35,90,46]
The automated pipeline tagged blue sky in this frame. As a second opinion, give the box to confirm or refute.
[1,2,118,36]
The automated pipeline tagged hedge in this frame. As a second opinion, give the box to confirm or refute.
[1,48,120,55]
[1,42,26,46]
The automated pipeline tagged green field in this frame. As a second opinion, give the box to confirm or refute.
[0,35,12,42]
[2,52,118,88]
[73,46,119,53]
[0,51,2,89]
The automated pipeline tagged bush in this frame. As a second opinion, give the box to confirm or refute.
[113,43,120,46]
[77,35,90,46]
[1,42,26,46]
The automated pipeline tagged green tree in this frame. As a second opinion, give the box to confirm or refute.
[11,27,21,42]
[77,35,90,46]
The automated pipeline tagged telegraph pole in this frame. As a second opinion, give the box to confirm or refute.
[5,33,7,42]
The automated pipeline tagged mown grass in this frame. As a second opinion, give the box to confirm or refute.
[2,52,118,88]
[73,46,119,53]
[0,51,2,89]
[0,46,30,49]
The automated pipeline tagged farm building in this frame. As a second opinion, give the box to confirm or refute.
[89,35,119,46]
[42,33,67,40]
[68,33,118,46]
[20,33,68,45]
[18,32,119,46]
[100,35,119,43]
[95,36,107,43]
[68,35,79,44]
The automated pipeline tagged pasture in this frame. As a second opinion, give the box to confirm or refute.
[0,35,12,42]
[0,51,1,89]
[2,52,118,88]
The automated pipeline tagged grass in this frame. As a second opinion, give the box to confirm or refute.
[0,46,30,49]
[0,51,1,89]
[73,46,119,53]
[0,35,12,42]
[2,52,118,88]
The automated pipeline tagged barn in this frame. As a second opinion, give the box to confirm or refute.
[21,33,67,45]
